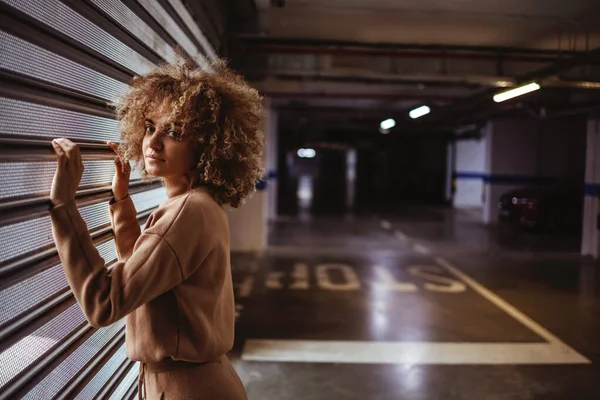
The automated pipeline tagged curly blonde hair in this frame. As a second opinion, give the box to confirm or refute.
[113,59,264,208]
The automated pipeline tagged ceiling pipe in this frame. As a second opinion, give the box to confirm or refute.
[246,45,570,63]
[237,35,587,62]
[264,92,459,101]
[426,47,600,127]
[237,35,585,56]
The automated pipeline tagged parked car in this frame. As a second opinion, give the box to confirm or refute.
[498,186,540,222]
[499,184,583,232]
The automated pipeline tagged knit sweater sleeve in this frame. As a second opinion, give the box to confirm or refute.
[49,198,209,328]
[108,195,141,262]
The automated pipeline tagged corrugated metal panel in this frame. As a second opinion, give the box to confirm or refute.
[108,362,140,400]
[0,97,120,141]
[0,30,129,101]
[166,0,218,60]
[89,0,176,63]
[136,0,208,67]
[0,0,220,398]
[0,0,155,75]
[23,321,125,399]
[73,343,126,400]
[0,240,117,326]
[0,160,140,203]
[0,303,86,389]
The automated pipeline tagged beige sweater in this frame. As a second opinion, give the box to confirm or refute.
[49,186,235,363]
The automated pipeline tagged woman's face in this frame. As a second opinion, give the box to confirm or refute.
[142,102,197,178]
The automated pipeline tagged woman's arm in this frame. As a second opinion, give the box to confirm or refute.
[48,138,205,327]
[50,200,204,328]
[107,141,139,261]
[109,195,141,261]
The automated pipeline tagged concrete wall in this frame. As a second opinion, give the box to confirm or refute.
[481,117,586,224]
[228,98,274,252]
[228,191,268,252]
[536,118,587,181]
[266,106,279,220]
[454,138,486,208]
[582,117,600,258]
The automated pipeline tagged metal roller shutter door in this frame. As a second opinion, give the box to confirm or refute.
[0,0,215,398]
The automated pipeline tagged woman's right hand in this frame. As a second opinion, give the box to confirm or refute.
[107,141,131,202]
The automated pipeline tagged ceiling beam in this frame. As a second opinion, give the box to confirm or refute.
[425,47,600,127]
[237,35,587,61]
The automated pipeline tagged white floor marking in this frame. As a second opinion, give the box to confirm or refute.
[241,340,588,365]
[290,263,309,290]
[435,257,578,346]
[238,277,255,298]
[315,263,361,291]
[407,265,466,293]
[373,265,418,292]
[241,259,590,365]
[394,230,407,242]
[413,243,431,255]
[380,220,392,230]
[265,271,284,289]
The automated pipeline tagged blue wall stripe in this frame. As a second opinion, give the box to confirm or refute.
[255,170,278,191]
[256,179,268,191]
[454,172,485,180]
[585,183,600,197]
[454,172,559,185]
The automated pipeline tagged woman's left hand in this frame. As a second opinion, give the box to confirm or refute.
[50,138,84,207]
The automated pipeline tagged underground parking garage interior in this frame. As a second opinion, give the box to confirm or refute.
[2,0,600,398]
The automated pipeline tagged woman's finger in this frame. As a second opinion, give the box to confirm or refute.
[107,141,122,158]
[55,138,73,162]
[63,139,81,169]
[52,140,66,164]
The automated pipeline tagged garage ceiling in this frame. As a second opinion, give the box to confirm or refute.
[261,0,600,48]
[232,0,600,140]
[282,0,592,18]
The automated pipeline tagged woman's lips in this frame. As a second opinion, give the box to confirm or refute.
[146,155,165,162]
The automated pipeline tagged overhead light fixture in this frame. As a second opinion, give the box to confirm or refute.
[380,118,396,130]
[297,148,316,158]
[493,82,540,103]
[409,105,430,119]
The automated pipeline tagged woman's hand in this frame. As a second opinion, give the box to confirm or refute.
[50,138,84,207]
[107,141,131,202]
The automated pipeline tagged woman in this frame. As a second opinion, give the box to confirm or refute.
[49,60,263,399]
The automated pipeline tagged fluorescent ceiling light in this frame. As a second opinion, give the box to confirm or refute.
[380,118,396,130]
[409,105,430,119]
[297,148,316,158]
[493,82,540,103]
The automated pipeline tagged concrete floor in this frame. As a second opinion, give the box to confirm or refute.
[229,207,599,400]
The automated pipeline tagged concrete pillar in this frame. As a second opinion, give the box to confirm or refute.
[453,137,485,209]
[346,149,356,210]
[482,118,539,224]
[582,117,600,259]
[482,116,587,225]
[445,141,455,203]
[266,106,279,220]
[228,98,274,252]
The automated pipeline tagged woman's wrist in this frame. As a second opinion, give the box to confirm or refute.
[114,193,129,202]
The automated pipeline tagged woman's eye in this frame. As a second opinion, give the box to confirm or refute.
[168,131,183,140]
[145,125,155,134]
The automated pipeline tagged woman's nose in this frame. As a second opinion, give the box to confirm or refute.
[148,129,163,149]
